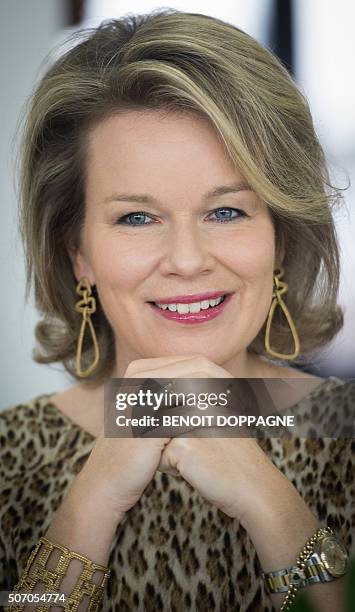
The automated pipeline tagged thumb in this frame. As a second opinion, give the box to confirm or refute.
[156,441,180,476]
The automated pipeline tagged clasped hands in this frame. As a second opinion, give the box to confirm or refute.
[125,354,304,533]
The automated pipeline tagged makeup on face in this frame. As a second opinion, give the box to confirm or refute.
[77,110,275,368]
[147,292,236,324]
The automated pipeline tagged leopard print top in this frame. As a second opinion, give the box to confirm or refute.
[0,376,354,612]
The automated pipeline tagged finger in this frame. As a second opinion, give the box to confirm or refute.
[156,444,180,476]
[128,358,233,380]
[126,354,204,375]
[128,365,213,380]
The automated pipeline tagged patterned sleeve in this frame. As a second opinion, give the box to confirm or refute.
[0,406,21,591]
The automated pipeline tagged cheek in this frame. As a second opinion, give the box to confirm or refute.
[220,225,275,282]
[89,233,157,291]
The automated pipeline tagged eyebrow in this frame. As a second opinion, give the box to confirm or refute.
[103,182,252,205]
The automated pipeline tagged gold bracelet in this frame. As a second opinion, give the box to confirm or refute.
[280,527,332,612]
[6,536,111,612]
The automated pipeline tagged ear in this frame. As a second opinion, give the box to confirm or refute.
[67,240,96,286]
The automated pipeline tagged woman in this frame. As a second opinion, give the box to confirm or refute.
[0,9,353,612]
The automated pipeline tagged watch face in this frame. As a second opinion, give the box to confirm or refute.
[320,537,348,577]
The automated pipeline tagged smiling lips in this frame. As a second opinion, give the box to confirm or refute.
[150,290,228,304]
[147,292,235,324]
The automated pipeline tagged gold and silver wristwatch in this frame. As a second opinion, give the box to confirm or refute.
[262,528,349,594]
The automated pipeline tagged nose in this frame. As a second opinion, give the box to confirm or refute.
[159,217,215,277]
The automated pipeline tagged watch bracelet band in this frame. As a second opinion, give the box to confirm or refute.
[4,535,111,612]
[263,559,334,592]
[261,526,334,612]
[279,526,334,611]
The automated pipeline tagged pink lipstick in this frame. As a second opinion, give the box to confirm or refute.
[150,290,226,304]
[147,293,235,324]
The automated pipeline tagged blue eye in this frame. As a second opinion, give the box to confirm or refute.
[209,207,246,222]
[116,212,152,225]
[115,207,246,226]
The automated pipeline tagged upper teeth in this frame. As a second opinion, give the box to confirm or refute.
[155,295,225,313]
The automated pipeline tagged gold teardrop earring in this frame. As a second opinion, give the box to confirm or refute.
[264,268,301,360]
[74,277,100,377]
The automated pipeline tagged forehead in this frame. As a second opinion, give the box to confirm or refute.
[85,109,246,194]
[87,108,225,151]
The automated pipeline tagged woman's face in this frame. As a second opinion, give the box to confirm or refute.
[73,110,277,374]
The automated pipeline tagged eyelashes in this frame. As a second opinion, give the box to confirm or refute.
[115,207,248,227]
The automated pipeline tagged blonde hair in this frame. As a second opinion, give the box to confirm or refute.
[19,9,344,384]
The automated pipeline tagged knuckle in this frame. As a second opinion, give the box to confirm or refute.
[194,355,210,369]
[125,360,141,374]
[172,436,190,450]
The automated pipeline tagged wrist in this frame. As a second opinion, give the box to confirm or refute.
[239,478,321,573]
[241,472,316,533]
[46,473,125,565]
[67,471,125,530]
[72,467,127,523]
